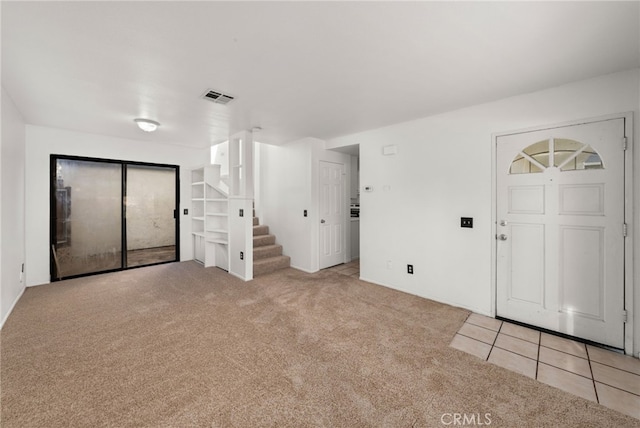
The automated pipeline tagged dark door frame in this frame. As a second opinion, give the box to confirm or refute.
[50,154,180,281]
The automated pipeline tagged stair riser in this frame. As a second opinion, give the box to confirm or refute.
[254,256,291,276]
[254,245,283,260]
[250,217,290,276]
[253,235,276,247]
[253,225,269,236]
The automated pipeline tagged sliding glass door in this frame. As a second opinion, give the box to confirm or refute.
[125,165,177,268]
[51,156,179,281]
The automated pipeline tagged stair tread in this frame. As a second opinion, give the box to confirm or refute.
[253,235,276,239]
[253,244,282,250]
[253,255,290,265]
[249,220,289,276]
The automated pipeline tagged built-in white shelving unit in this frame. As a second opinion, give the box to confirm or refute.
[192,130,255,280]
[191,165,229,270]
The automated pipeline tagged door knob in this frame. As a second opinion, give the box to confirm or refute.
[498,234,508,241]
[320,219,326,223]
[500,220,508,226]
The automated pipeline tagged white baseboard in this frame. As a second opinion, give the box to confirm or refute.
[358,276,489,316]
[290,264,318,274]
[0,285,26,330]
[228,271,252,282]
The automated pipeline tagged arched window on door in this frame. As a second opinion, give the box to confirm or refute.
[510,138,604,174]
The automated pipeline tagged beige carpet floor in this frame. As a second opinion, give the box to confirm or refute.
[1,262,637,427]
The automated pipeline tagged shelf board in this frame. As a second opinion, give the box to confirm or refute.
[206,198,228,202]
[192,181,205,186]
[207,229,228,234]
[192,216,205,221]
[206,238,228,245]
[192,232,205,238]
[192,198,205,201]
[206,212,228,217]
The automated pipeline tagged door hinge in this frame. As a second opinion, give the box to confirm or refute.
[622,310,628,323]
[622,137,627,151]
[623,223,628,237]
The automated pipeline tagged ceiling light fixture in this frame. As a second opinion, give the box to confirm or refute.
[134,118,160,132]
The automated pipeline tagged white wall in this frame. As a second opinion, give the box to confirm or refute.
[327,69,640,356]
[1,87,26,327]
[25,125,207,286]
[257,138,351,273]
[211,141,229,177]
[257,139,314,272]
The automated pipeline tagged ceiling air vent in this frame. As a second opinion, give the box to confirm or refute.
[202,89,235,105]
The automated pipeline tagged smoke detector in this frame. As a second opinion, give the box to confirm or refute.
[201,89,235,105]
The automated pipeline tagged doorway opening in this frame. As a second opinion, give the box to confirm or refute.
[325,144,360,269]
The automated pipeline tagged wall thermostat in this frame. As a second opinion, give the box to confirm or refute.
[383,145,398,155]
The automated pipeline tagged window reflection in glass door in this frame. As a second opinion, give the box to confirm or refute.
[52,158,122,279]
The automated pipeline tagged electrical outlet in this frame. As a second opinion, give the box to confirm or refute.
[183,208,188,215]
[407,264,413,274]
[304,209,308,217]
[240,251,244,260]
[461,217,473,228]
[239,208,244,217]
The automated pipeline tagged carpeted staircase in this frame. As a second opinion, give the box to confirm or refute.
[253,216,290,276]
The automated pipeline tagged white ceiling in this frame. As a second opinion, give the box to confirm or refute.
[2,1,639,149]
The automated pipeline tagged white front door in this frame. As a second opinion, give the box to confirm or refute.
[496,118,626,348]
[319,161,345,269]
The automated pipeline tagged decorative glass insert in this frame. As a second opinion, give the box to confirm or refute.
[510,138,604,174]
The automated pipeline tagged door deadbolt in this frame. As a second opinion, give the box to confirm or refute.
[498,234,508,241]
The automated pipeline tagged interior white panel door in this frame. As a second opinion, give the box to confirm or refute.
[319,161,345,269]
[509,223,545,305]
[496,118,625,348]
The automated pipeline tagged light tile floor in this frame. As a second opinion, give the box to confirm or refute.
[328,259,360,278]
[451,313,640,420]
